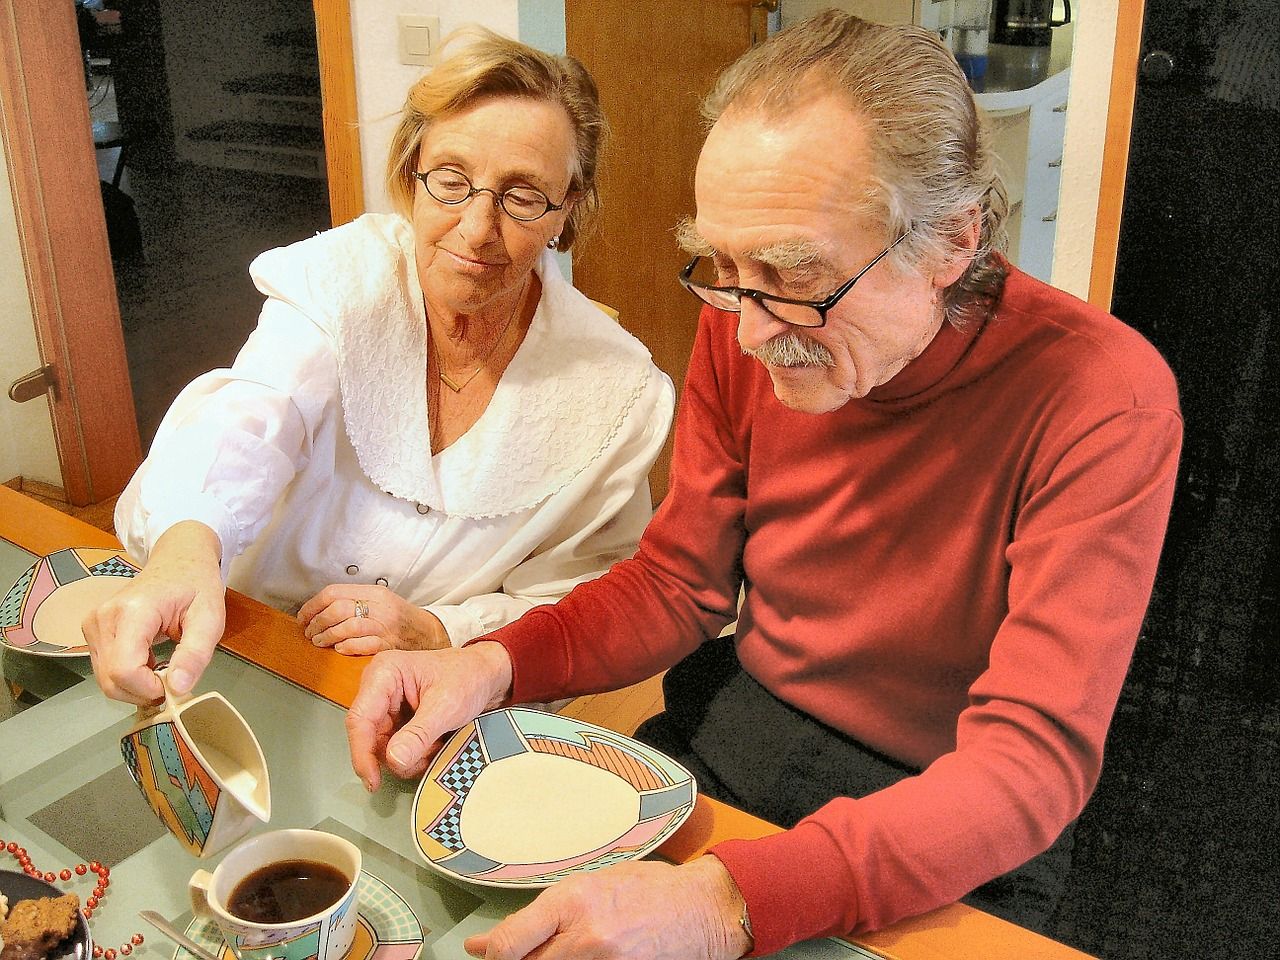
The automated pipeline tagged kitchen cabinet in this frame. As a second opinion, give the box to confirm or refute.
[980,68,1070,281]
[975,23,1074,282]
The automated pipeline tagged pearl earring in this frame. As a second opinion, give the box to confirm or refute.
[547,236,560,249]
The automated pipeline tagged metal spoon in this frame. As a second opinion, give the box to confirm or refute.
[138,910,222,960]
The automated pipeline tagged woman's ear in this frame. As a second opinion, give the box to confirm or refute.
[551,196,579,247]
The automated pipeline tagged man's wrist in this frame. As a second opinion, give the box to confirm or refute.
[693,854,754,958]
[468,640,514,710]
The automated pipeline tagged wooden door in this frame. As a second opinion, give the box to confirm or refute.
[0,0,140,505]
[565,0,767,501]
[0,0,360,507]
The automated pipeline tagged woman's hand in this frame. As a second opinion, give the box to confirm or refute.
[298,584,450,655]
[463,856,753,960]
[345,643,514,791]
[82,521,226,704]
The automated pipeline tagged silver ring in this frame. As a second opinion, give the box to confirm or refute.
[353,599,369,619]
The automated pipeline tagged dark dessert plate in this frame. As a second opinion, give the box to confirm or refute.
[0,869,91,960]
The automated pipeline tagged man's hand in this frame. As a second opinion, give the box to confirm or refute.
[344,643,513,792]
[463,856,753,960]
[298,584,450,655]
[82,521,225,704]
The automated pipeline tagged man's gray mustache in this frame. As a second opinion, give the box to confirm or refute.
[743,332,835,368]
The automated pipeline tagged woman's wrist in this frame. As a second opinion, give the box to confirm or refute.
[150,520,223,568]
[408,607,451,651]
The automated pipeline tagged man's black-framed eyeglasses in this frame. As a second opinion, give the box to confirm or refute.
[678,229,912,329]
[414,167,567,222]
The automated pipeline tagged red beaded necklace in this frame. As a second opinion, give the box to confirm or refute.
[2,839,144,960]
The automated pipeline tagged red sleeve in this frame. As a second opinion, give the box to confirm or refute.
[480,308,749,702]
[713,406,1182,952]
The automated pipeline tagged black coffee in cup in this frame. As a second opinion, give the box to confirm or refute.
[227,858,350,923]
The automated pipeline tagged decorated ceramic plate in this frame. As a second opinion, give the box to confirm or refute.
[412,707,697,888]
[172,872,423,960]
[0,547,139,657]
[0,868,93,960]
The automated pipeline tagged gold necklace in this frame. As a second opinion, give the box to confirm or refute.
[437,278,528,393]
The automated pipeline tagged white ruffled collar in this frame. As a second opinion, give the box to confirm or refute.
[333,217,654,518]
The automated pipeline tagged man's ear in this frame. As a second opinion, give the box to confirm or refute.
[933,205,982,288]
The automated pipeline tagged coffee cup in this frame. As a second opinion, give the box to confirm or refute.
[120,664,270,858]
[189,829,362,960]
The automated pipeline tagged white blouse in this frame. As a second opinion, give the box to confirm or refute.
[115,214,675,646]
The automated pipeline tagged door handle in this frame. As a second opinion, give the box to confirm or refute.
[1140,50,1176,83]
[8,364,56,403]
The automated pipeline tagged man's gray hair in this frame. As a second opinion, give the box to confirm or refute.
[703,10,1009,327]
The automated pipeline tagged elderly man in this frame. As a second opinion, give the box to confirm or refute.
[346,11,1181,959]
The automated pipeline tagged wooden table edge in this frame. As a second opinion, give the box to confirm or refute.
[0,486,1095,960]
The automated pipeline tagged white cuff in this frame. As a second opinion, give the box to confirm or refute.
[423,603,489,649]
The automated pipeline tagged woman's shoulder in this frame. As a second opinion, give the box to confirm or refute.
[247,214,414,328]
[536,257,657,368]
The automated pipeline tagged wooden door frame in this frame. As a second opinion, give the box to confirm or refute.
[0,0,138,506]
[1088,0,1145,309]
[0,0,362,506]
[315,0,363,226]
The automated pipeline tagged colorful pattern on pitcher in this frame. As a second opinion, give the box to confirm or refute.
[0,547,138,655]
[121,720,220,857]
[413,708,696,887]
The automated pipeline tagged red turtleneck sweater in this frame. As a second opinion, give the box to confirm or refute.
[480,265,1181,952]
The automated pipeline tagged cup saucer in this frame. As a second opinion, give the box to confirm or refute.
[170,872,422,960]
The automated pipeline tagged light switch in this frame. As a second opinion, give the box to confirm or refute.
[398,14,440,66]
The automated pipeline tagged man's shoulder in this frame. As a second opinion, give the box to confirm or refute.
[994,268,1179,415]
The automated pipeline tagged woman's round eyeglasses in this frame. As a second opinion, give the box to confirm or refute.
[414,167,567,223]
[678,229,912,329]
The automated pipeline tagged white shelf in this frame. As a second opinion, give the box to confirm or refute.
[970,23,1074,283]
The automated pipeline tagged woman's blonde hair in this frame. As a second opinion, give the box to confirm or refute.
[386,27,606,251]
[703,10,1008,326]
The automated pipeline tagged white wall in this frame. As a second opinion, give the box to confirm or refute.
[349,0,520,212]
[0,157,62,486]
[0,0,1123,494]
[1052,0,1118,299]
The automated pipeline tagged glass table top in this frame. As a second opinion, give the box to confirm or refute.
[0,535,876,960]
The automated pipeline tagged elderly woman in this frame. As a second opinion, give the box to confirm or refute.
[84,29,675,704]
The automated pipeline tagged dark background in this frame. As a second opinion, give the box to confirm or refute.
[1050,1,1279,957]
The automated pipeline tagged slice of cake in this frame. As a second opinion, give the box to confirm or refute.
[0,894,81,960]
